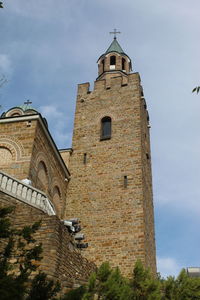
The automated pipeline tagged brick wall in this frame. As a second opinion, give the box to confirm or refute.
[59,149,72,169]
[65,72,156,277]
[29,120,68,218]
[0,119,36,179]
[0,191,96,293]
[0,116,69,219]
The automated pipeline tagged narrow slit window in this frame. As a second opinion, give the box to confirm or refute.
[124,176,128,188]
[122,58,126,70]
[27,121,32,127]
[102,59,105,72]
[83,153,87,164]
[101,116,111,140]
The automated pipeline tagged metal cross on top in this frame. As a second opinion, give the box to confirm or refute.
[110,28,121,39]
[24,100,32,105]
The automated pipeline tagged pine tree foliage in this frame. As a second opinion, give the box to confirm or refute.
[27,272,60,300]
[74,262,132,300]
[163,269,200,300]
[63,261,200,300]
[162,275,177,300]
[61,286,86,300]
[0,206,60,300]
[131,260,161,300]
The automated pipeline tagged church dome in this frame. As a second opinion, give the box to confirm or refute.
[1,101,39,118]
[100,37,129,57]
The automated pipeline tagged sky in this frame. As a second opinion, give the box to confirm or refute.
[1,0,200,278]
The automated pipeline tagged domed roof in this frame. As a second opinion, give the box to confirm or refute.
[97,37,131,63]
[19,102,36,111]
[105,38,125,54]
[0,101,39,118]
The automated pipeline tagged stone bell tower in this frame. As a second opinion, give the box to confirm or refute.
[65,34,156,277]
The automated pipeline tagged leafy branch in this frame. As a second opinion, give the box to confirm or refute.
[192,86,200,94]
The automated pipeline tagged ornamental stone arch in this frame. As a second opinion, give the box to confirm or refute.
[35,152,50,176]
[0,135,25,162]
[50,177,64,218]
[35,152,50,194]
[0,146,13,166]
[96,111,116,123]
[52,186,62,217]
[6,108,24,117]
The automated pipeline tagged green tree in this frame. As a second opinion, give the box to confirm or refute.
[162,275,177,300]
[69,262,132,300]
[27,272,60,300]
[0,206,60,300]
[163,269,200,300]
[130,260,161,300]
[0,2,3,8]
[63,260,200,300]
[64,261,162,300]
[61,286,86,300]
[0,206,43,299]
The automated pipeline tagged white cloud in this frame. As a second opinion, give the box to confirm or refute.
[0,54,12,75]
[157,257,182,278]
[39,105,71,148]
[39,105,63,119]
[7,0,79,24]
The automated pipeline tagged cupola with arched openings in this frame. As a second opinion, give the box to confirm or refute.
[97,36,132,80]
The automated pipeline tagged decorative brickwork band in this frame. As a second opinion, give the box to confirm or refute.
[0,135,29,161]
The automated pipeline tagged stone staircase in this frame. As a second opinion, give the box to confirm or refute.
[0,171,55,216]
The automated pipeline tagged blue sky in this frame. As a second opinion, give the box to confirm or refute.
[1,0,200,278]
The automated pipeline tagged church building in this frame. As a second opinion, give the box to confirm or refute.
[65,35,156,277]
[0,35,156,283]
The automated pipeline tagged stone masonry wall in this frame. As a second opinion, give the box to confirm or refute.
[140,96,157,274]
[98,53,130,76]
[59,149,72,169]
[0,191,96,293]
[0,119,36,179]
[0,117,69,219]
[29,121,68,219]
[65,72,156,277]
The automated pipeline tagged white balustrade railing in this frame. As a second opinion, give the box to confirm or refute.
[0,171,56,216]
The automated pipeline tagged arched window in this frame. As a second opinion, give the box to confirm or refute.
[53,186,61,216]
[36,161,48,192]
[110,56,116,65]
[122,58,126,71]
[101,116,111,140]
